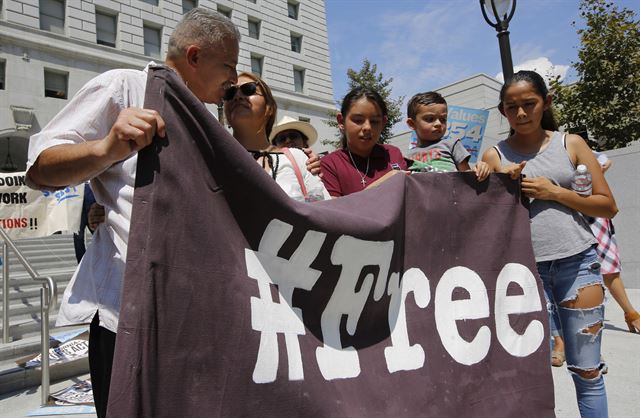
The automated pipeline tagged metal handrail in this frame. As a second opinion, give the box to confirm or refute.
[1,228,58,405]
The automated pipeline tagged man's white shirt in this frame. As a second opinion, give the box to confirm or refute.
[26,63,156,333]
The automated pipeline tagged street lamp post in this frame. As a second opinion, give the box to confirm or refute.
[480,0,517,82]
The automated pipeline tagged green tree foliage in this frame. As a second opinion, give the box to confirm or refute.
[551,0,640,150]
[322,59,404,148]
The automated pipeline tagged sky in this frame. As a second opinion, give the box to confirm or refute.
[325,0,640,127]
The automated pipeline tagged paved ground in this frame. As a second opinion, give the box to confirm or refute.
[0,373,93,418]
[1,290,638,417]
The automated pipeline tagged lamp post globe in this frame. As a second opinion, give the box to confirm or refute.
[480,0,517,82]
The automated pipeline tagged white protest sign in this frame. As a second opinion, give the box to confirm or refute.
[0,171,83,239]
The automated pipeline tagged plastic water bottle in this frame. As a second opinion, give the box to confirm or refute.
[571,164,592,196]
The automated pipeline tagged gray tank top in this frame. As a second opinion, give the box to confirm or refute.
[495,131,596,262]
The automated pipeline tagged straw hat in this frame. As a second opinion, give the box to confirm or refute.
[269,115,318,146]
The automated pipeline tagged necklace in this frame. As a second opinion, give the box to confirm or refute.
[347,148,370,188]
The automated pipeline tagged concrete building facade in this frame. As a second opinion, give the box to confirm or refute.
[0,0,336,172]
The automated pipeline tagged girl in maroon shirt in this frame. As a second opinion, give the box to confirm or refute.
[320,88,409,197]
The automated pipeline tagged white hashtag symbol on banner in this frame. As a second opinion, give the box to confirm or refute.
[245,219,326,383]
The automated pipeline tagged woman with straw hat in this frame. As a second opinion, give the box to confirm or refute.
[270,115,318,149]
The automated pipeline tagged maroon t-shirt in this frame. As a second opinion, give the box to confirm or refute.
[320,144,408,197]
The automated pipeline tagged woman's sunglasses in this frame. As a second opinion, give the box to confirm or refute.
[223,82,262,101]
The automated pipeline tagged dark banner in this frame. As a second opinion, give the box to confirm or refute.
[107,66,554,417]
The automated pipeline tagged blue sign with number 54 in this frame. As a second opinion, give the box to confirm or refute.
[443,106,490,163]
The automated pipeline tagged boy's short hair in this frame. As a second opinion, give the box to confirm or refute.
[407,92,447,119]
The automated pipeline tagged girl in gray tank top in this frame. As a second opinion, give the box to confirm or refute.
[482,71,618,418]
[494,130,596,262]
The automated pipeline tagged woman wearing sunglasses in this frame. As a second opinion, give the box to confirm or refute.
[223,72,330,202]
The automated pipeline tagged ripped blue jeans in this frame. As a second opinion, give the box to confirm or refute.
[537,245,608,418]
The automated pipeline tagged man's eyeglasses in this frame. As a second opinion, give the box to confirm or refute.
[223,82,262,101]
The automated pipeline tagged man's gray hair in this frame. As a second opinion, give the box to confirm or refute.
[167,8,240,58]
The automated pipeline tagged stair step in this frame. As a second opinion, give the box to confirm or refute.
[4,256,76,266]
[7,272,73,283]
[4,256,76,265]
[2,297,66,318]
[0,356,89,395]
[2,316,62,343]
[1,284,71,302]
[9,247,75,260]
[2,270,75,285]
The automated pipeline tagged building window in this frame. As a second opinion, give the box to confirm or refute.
[287,1,298,19]
[0,61,5,90]
[217,5,231,19]
[250,55,263,76]
[248,18,260,40]
[291,33,302,53]
[182,0,196,14]
[143,24,162,58]
[140,0,158,6]
[44,69,68,99]
[96,10,117,48]
[293,68,304,93]
[39,0,65,34]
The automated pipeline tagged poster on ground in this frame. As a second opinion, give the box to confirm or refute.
[49,379,94,406]
[17,332,89,368]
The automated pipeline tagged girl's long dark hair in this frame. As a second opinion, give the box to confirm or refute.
[339,87,388,149]
[499,70,559,133]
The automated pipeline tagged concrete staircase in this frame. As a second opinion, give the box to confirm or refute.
[0,234,87,396]
[0,234,79,342]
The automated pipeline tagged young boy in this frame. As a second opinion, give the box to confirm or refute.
[406,92,489,179]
